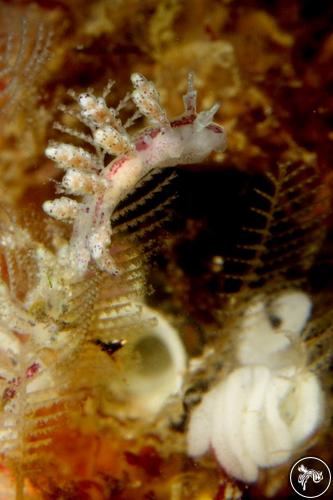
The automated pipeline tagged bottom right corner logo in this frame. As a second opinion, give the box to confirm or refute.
[290,456,331,498]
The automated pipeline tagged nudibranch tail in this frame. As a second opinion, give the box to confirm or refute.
[44,73,226,277]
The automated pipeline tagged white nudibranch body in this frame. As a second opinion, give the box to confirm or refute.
[187,290,324,483]
[43,73,226,277]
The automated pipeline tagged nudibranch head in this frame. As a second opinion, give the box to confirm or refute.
[188,117,226,161]
[169,100,227,165]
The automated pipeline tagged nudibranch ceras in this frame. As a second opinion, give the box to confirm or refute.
[187,290,324,484]
[43,73,226,278]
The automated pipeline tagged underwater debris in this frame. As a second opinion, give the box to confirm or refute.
[93,338,126,355]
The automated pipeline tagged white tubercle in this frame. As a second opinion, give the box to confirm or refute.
[187,290,324,483]
[123,304,186,418]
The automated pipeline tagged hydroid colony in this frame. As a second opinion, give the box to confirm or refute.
[0,71,226,497]
[0,1,332,499]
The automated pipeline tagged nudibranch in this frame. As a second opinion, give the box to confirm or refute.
[187,290,324,483]
[43,73,226,277]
